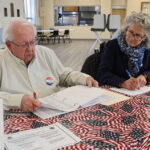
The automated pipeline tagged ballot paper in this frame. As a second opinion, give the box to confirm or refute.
[0,99,4,150]
[4,123,81,150]
[34,88,130,119]
[39,85,106,112]
[110,86,150,96]
[34,94,113,119]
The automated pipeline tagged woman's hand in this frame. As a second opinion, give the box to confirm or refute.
[120,77,140,90]
[136,74,147,87]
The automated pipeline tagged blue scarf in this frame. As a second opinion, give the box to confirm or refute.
[117,34,145,77]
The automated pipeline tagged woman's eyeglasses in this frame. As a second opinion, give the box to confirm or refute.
[127,29,145,41]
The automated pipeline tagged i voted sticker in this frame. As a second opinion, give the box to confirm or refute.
[46,77,53,86]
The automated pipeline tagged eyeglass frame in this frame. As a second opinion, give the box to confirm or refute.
[10,38,37,48]
[126,29,145,41]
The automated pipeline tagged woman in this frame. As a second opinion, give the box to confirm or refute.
[98,12,150,90]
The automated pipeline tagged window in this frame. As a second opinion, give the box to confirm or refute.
[17,9,20,17]
[24,0,35,24]
[4,8,7,17]
[55,6,100,26]
[10,3,14,17]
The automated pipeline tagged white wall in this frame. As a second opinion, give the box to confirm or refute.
[0,0,25,27]
[54,0,101,6]
[101,0,111,39]
[112,0,126,7]
[127,0,150,15]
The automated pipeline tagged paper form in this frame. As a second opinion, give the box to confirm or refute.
[39,85,106,112]
[34,91,130,119]
[110,86,150,96]
[34,107,66,119]
[4,123,81,150]
[0,99,4,150]
[34,94,112,119]
[100,90,130,105]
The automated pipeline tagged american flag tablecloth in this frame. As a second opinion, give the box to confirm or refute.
[4,90,150,150]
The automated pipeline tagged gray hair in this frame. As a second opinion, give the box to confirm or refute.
[118,11,150,49]
[2,17,36,43]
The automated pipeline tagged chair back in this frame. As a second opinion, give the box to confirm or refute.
[37,32,42,36]
[53,30,59,36]
[64,30,69,35]
[81,42,107,80]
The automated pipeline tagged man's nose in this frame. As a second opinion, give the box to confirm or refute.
[26,43,33,51]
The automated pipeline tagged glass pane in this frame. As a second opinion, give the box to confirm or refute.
[17,9,20,17]
[4,8,7,17]
[10,3,14,17]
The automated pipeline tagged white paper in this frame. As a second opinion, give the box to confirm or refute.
[0,99,4,150]
[34,107,66,119]
[4,123,81,150]
[81,94,113,108]
[34,94,113,119]
[34,89,130,119]
[110,86,150,96]
[39,85,106,112]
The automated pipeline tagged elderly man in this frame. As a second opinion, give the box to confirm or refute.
[1,17,98,112]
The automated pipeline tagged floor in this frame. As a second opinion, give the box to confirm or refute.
[43,40,100,71]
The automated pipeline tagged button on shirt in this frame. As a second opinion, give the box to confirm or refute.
[0,46,89,109]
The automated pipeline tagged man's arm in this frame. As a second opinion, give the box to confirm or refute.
[46,49,98,87]
[0,91,42,112]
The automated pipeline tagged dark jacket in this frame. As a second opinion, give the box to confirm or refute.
[98,39,150,87]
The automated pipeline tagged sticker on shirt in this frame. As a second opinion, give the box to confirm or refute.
[45,77,53,86]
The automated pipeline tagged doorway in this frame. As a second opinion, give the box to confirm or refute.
[112,9,126,25]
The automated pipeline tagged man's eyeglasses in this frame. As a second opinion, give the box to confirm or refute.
[127,30,145,41]
[10,39,36,48]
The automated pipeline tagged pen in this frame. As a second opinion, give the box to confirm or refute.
[126,69,132,78]
[33,92,37,109]
[126,69,140,89]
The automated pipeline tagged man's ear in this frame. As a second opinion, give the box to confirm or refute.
[5,41,12,51]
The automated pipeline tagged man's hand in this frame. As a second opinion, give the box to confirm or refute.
[86,76,99,87]
[136,75,147,87]
[20,95,42,112]
[120,77,139,90]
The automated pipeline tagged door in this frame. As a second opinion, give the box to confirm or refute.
[112,9,126,25]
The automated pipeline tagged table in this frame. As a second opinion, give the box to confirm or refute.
[4,87,150,149]
[37,29,54,33]
[37,29,73,33]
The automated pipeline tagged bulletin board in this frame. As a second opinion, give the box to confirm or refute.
[141,2,150,14]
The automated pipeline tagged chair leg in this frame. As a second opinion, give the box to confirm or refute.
[58,37,60,43]
[63,37,65,43]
